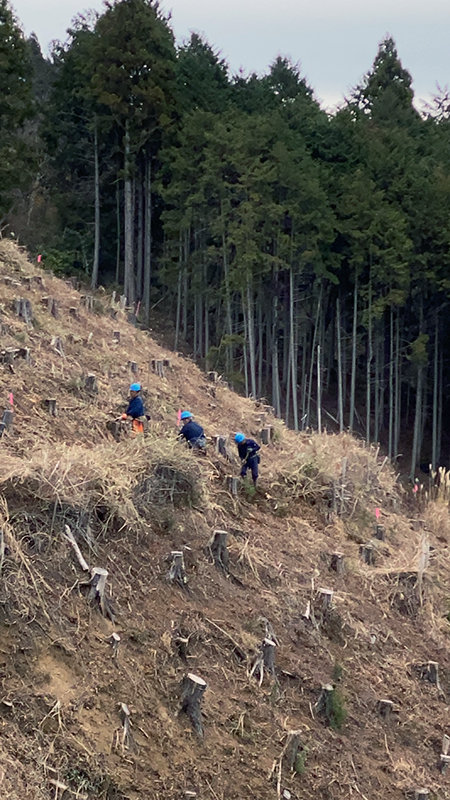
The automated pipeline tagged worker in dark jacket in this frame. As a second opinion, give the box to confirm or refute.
[122,383,145,435]
[179,410,206,449]
[235,432,260,485]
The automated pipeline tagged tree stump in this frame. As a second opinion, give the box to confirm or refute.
[45,398,58,417]
[180,673,207,737]
[209,530,229,569]
[317,588,334,613]
[207,371,218,383]
[128,360,138,374]
[168,551,188,588]
[33,275,44,288]
[226,476,239,496]
[109,632,121,660]
[51,336,65,356]
[69,306,80,320]
[151,359,164,378]
[87,567,114,620]
[107,420,124,441]
[14,297,32,323]
[85,374,98,394]
[119,294,127,310]
[282,729,302,772]
[262,638,276,674]
[214,435,228,457]
[0,409,14,438]
[330,552,345,575]
[442,734,450,756]
[315,684,334,714]
[440,755,450,774]
[163,358,171,368]
[260,426,273,445]
[83,295,94,312]
[359,543,375,565]
[50,298,59,318]
[113,330,121,343]
[113,702,133,752]
[423,660,440,687]
[374,524,385,541]
[377,699,394,719]
[414,790,430,800]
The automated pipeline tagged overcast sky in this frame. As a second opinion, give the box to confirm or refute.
[11,0,449,109]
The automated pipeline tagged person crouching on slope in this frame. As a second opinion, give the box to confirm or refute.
[178,410,206,450]
[122,383,146,435]
[235,432,260,486]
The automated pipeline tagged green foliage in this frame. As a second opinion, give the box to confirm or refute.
[325,686,347,730]
[294,747,308,775]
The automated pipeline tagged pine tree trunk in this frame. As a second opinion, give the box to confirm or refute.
[174,231,182,350]
[123,122,135,304]
[143,156,152,324]
[388,306,394,459]
[365,278,373,445]
[91,117,100,290]
[115,178,121,284]
[246,282,257,398]
[336,296,344,432]
[410,365,423,479]
[349,273,358,432]
[289,270,299,431]
[306,281,323,428]
[271,294,281,417]
[221,199,232,373]
[136,171,144,300]
[394,309,401,459]
[317,344,322,434]
[431,314,439,470]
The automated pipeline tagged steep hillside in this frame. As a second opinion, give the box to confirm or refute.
[0,241,449,800]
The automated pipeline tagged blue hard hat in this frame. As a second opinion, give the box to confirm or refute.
[130,383,141,392]
[235,432,245,443]
[180,410,192,420]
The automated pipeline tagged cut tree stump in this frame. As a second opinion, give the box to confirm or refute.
[85,374,98,394]
[209,530,229,570]
[163,358,171,368]
[113,330,121,343]
[180,673,207,737]
[374,524,385,541]
[114,702,133,752]
[87,567,114,621]
[119,294,127,310]
[207,371,218,383]
[69,306,80,320]
[317,588,334,613]
[414,790,430,800]
[51,336,65,356]
[377,699,394,719]
[260,426,273,445]
[128,360,138,374]
[0,409,14,438]
[45,398,58,417]
[423,660,440,687]
[249,638,277,686]
[82,295,94,312]
[315,684,334,714]
[440,755,450,774]
[282,729,302,772]
[226,476,239,496]
[442,734,450,756]
[359,543,375,565]
[151,359,164,378]
[168,551,188,588]
[214,435,228,457]
[109,632,121,660]
[330,552,345,575]
[14,297,32,323]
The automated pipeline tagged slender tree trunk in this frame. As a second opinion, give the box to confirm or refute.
[242,303,249,397]
[349,273,358,432]
[300,326,308,429]
[174,232,182,351]
[365,277,372,445]
[91,117,100,290]
[437,343,443,465]
[182,228,189,340]
[394,309,401,459]
[271,294,281,417]
[289,269,299,431]
[336,296,344,432]
[410,300,425,479]
[431,314,439,470]
[306,281,323,428]
[317,344,322,434]
[257,298,263,398]
[123,122,135,304]
[246,282,257,398]
[221,199,232,372]
[143,156,152,324]
[136,170,144,300]
[388,306,394,459]
[115,178,121,284]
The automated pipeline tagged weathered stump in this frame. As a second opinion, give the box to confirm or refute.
[414,790,430,800]
[260,426,273,445]
[440,755,450,774]
[226,476,239,496]
[374,524,385,541]
[0,409,14,438]
[163,358,171,368]
[119,294,127,310]
[45,398,58,417]
[51,336,65,356]
[14,297,32,323]
[207,371,218,383]
[87,567,114,621]
[180,673,207,737]
[442,734,450,756]
[377,698,394,719]
[85,374,98,394]
[82,295,94,312]
[209,530,229,570]
[113,330,121,343]
[423,660,440,687]
[107,420,124,441]
[109,632,121,660]
[168,551,188,588]
[317,588,334,613]
[282,729,302,772]
[113,702,133,752]
[128,360,138,375]
[151,359,165,378]
[315,684,334,714]
[214,435,229,458]
[69,306,80,320]
[359,543,375,565]
[250,638,277,685]
[330,552,345,575]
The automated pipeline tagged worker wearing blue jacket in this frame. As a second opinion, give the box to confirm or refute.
[179,410,206,449]
[122,383,146,434]
[235,433,260,485]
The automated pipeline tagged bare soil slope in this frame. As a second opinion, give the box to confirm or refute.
[0,241,449,800]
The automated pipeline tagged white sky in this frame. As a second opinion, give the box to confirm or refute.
[11,0,450,109]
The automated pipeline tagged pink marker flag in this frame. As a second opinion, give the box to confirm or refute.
[8,392,14,406]
[37,254,42,263]
[375,507,380,520]
[177,408,181,423]
[413,484,418,494]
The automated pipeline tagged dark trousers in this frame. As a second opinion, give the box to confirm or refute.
[241,455,259,482]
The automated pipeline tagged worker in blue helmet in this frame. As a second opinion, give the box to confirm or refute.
[179,410,206,450]
[121,383,146,434]
[235,432,260,486]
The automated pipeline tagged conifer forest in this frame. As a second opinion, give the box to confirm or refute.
[1,0,449,475]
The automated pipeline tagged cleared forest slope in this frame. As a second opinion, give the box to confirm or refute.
[0,241,449,800]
